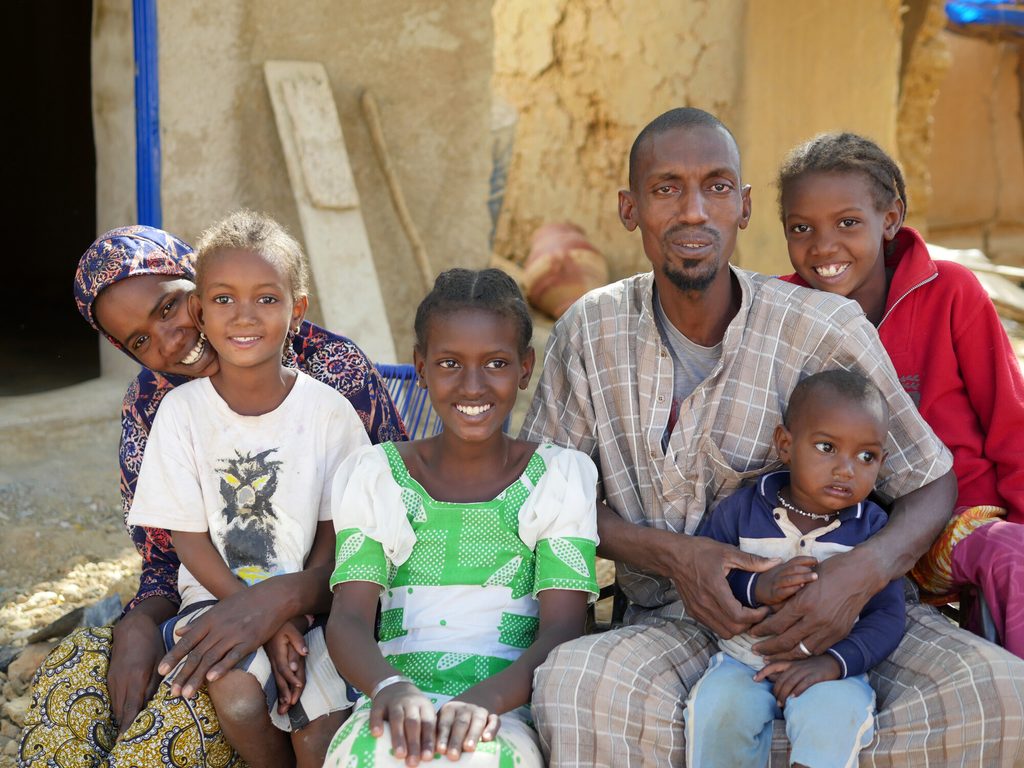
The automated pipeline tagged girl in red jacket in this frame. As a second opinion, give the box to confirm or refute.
[776,131,1024,656]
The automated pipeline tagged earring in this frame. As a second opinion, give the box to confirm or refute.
[199,332,207,342]
[416,377,427,389]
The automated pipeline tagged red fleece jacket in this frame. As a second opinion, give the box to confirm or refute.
[781,227,1024,522]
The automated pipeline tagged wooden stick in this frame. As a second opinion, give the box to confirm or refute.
[360,89,433,291]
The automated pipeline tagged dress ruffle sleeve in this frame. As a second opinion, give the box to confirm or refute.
[329,444,416,591]
[517,445,600,600]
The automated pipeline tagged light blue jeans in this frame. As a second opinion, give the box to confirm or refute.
[683,652,876,768]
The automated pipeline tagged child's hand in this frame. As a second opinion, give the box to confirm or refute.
[435,700,500,760]
[753,555,818,606]
[265,617,308,714]
[371,681,437,766]
[755,655,841,706]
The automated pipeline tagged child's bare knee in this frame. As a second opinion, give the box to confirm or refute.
[206,669,267,724]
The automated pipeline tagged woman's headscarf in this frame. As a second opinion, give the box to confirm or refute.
[74,225,196,352]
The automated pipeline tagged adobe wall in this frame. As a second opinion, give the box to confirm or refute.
[492,0,908,278]
[927,33,1024,266]
[92,0,494,364]
[491,0,746,279]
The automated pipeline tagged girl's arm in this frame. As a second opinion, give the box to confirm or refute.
[170,531,245,600]
[327,581,438,766]
[948,272,1024,519]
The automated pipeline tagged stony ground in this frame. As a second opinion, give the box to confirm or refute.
[0,379,141,763]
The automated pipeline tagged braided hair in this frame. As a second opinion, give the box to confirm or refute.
[414,268,533,355]
[777,132,907,226]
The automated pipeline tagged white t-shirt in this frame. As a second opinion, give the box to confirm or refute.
[128,371,370,608]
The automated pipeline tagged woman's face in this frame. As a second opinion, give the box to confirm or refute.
[93,274,219,378]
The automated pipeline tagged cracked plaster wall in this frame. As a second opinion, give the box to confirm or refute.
[492,0,745,279]
[897,0,951,235]
[494,0,911,277]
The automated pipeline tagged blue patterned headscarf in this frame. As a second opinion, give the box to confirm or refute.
[74,225,196,352]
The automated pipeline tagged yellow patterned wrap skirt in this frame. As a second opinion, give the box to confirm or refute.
[17,626,245,767]
[910,505,1006,602]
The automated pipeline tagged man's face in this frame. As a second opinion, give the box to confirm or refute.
[619,125,751,294]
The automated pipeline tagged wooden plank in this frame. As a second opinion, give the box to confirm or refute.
[264,60,397,362]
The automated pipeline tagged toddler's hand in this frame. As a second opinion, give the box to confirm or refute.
[265,618,308,714]
[753,555,818,606]
[371,682,436,766]
[436,700,500,760]
[756,654,841,706]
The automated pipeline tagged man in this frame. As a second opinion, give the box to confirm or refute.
[521,108,1024,766]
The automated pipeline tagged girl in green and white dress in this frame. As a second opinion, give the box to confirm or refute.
[323,269,599,767]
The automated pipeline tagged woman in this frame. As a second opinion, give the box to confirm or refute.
[19,225,406,767]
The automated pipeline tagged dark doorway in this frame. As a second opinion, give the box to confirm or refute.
[2,0,99,396]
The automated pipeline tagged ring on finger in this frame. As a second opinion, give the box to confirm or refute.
[798,641,812,656]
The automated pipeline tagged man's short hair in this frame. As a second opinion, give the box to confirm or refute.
[628,107,738,190]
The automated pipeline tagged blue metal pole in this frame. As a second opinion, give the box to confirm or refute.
[133,0,161,227]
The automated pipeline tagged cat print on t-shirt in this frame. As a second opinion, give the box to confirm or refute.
[217,448,282,580]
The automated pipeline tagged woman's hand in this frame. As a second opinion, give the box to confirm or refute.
[370,682,437,766]
[109,597,175,734]
[436,700,500,760]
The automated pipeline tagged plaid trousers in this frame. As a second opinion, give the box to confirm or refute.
[533,603,1024,767]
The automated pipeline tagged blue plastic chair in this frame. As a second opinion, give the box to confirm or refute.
[376,363,512,439]
[376,363,444,440]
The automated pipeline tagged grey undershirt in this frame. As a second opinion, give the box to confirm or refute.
[653,288,722,450]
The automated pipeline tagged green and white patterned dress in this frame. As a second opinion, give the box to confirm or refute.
[323,441,599,767]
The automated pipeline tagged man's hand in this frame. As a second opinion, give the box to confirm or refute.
[668,536,779,638]
[754,655,842,707]
[109,601,173,735]
[750,548,881,659]
[753,556,818,606]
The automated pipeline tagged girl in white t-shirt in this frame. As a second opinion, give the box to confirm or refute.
[128,210,369,768]
[324,269,599,767]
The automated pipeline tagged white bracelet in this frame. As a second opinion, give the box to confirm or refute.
[371,674,413,699]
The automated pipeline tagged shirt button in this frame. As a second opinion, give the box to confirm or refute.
[660,349,668,358]
[657,395,665,403]
[774,513,780,520]
[800,541,806,547]
[650,449,658,459]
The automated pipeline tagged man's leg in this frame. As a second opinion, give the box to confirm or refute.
[533,617,714,767]
[865,602,1024,766]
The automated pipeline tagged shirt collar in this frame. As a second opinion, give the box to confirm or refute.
[757,469,865,521]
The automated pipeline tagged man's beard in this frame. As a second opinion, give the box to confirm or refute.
[662,255,719,293]
[660,226,722,292]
